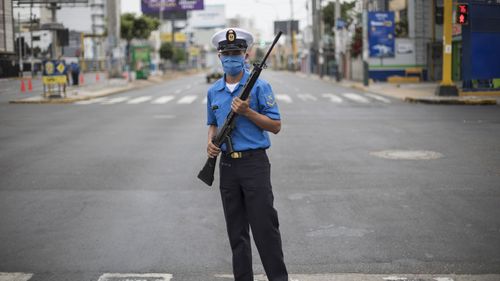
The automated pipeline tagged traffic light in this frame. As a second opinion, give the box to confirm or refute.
[456,4,468,25]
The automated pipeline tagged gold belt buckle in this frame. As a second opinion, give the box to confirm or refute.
[230,152,242,159]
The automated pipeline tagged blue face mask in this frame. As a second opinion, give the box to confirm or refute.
[220,55,245,76]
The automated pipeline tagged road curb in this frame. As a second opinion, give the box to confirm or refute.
[8,70,201,105]
[8,84,138,104]
[404,96,497,105]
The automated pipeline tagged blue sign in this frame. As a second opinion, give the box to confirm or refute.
[336,19,346,30]
[368,12,395,58]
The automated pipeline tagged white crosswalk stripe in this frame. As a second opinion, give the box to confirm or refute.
[97,273,173,281]
[297,94,317,101]
[177,95,198,104]
[152,96,175,104]
[342,93,370,103]
[0,272,33,281]
[101,97,129,104]
[72,93,395,106]
[174,89,182,94]
[322,93,343,103]
[365,93,392,103]
[0,272,496,281]
[127,96,153,104]
[276,94,292,103]
[74,97,108,105]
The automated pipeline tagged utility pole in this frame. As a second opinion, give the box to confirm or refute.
[18,12,23,77]
[435,0,458,96]
[30,3,34,77]
[318,0,324,77]
[362,0,369,86]
[106,0,121,77]
[334,0,340,78]
[49,3,58,59]
[311,0,318,75]
[289,0,296,71]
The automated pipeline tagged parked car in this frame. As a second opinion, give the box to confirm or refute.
[206,66,223,83]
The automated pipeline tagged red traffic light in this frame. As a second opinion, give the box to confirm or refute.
[456,4,469,25]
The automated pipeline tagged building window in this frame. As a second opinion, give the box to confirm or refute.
[389,0,408,37]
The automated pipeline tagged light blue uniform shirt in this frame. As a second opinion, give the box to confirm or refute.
[206,71,280,152]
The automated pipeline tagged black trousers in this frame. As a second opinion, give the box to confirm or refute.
[219,150,288,281]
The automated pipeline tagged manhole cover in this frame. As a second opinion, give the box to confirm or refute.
[371,150,443,160]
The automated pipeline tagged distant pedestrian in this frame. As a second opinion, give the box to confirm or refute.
[70,61,80,86]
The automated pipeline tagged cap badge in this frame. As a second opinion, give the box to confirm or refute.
[226,29,236,42]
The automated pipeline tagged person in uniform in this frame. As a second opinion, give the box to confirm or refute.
[206,28,288,281]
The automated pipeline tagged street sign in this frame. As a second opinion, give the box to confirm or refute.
[368,12,395,58]
[274,20,299,36]
[42,60,67,85]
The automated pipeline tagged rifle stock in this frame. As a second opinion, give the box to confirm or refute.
[197,31,282,187]
[197,156,217,186]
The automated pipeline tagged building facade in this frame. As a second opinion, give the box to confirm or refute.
[0,0,16,77]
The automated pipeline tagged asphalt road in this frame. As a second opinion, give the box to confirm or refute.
[0,71,499,281]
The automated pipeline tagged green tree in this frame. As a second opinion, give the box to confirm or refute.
[159,42,174,61]
[172,47,186,64]
[322,1,356,35]
[120,13,160,43]
[121,13,160,72]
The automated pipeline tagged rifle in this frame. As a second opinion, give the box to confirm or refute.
[197,31,282,186]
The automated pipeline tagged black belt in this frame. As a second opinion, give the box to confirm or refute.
[223,149,266,159]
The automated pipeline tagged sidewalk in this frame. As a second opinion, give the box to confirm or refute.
[8,70,199,104]
[296,72,498,105]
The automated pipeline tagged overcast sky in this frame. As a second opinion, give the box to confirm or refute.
[121,0,310,40]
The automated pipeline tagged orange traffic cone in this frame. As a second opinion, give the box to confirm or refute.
[96,73,100,82]
[28,79,33,91]
[80,73,84,85]
[20,79,26,93]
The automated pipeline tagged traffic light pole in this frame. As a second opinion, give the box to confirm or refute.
[435,0,458,96]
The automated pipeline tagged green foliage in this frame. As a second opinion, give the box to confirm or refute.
[120,13,160,42]
[173,48,186,63]
[159,42,174,60]
[322,1,356,35]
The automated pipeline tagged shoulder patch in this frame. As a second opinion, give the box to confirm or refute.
[266,94,276,107]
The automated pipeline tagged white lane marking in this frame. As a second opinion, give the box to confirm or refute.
[177,95,197,104]
[127,96,153,104]
[152,96,175,104]
[74,97,108,105]
[153,115,176,119]
[342,93,370,103]
[101,97,129,104]
[294,87,300,92]
[322,93,343,103]
[174,89,182,94]
[97,273,172,281]
[185,85,192,90]
[202,97,207,104]
[297,94,317,101]
[0,272,33,281]
[276,94,292,103]
[365,93,391,103]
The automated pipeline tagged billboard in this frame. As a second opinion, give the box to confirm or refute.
[190,5,225,28]
[141,0,204,13]
[274,20,299,35]
[368,12,395,58]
